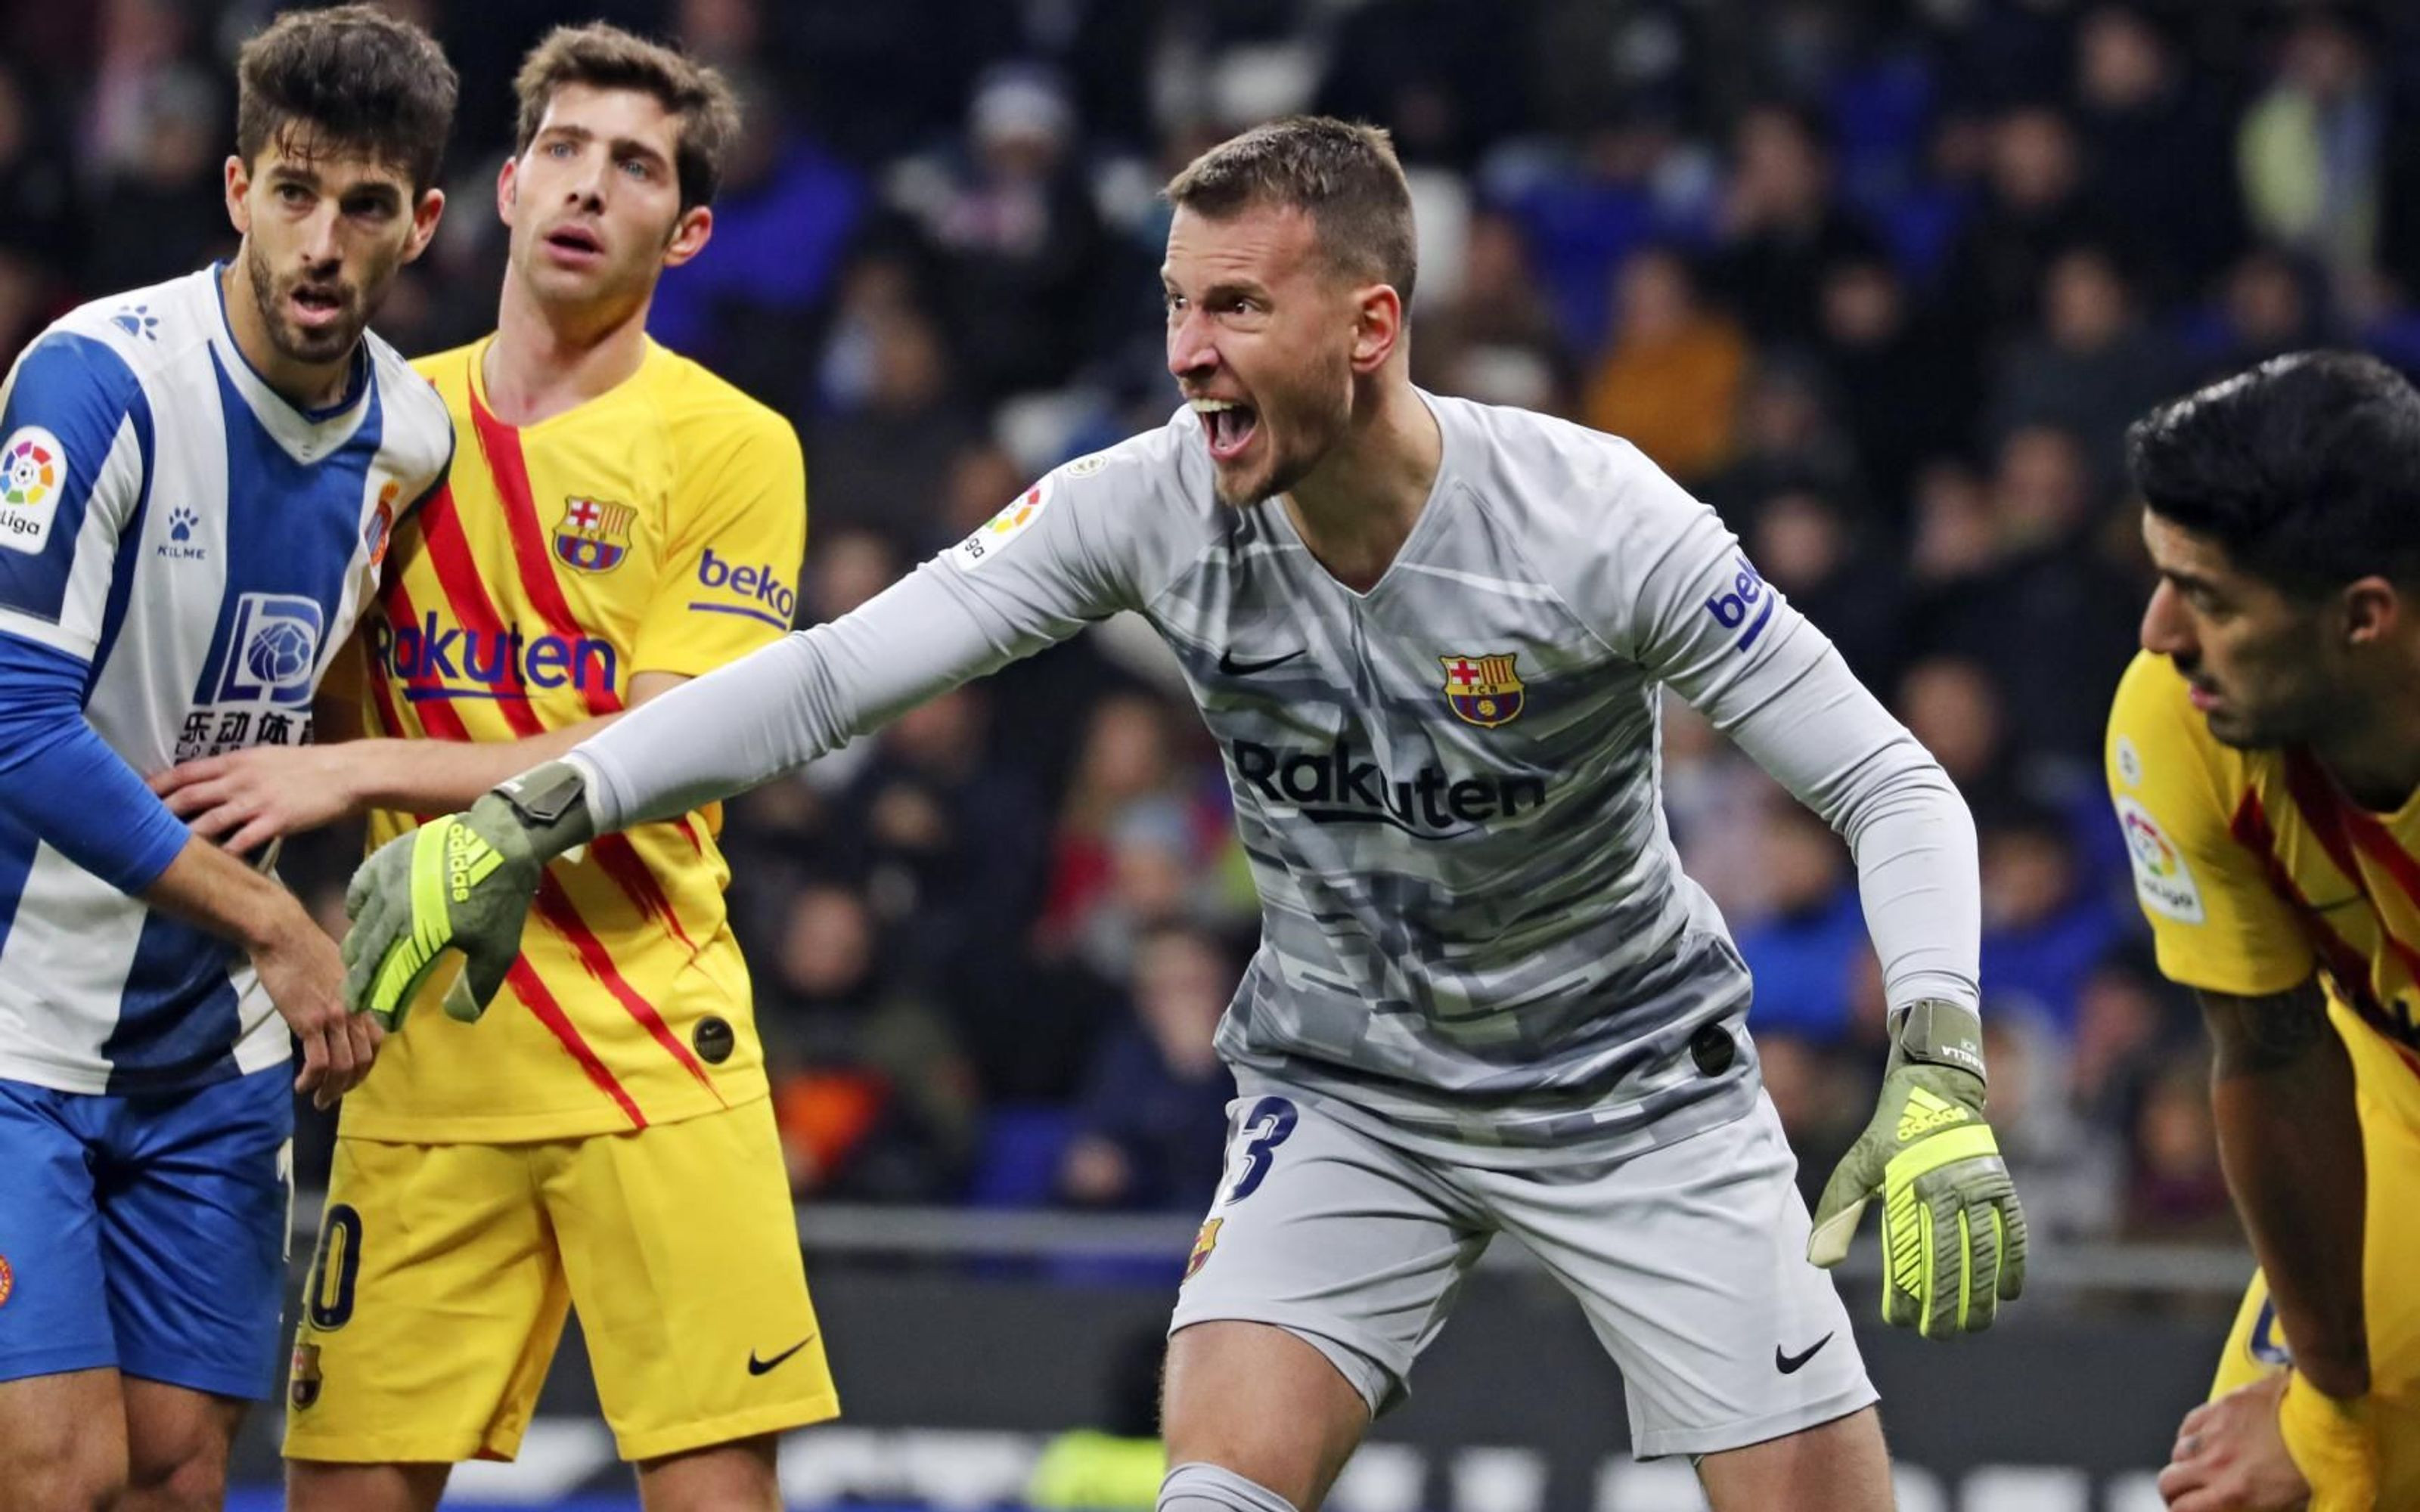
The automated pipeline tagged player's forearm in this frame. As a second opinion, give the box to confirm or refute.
[2201,984,2369,1398]
[139,833,315,957]
[573,568,1019,830]
[340,722,616,815]
[1725,646,1981,1011]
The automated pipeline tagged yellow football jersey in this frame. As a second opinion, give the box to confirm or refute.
[340,337,805,1142]
[2107,651,2420,1123]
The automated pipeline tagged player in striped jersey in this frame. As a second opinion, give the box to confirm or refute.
[2108,354,2420,1510]
[157,25,824,1512]
[0,8,456,1508]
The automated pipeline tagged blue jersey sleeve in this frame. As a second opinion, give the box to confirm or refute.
[0,331,153,660]
[0,630,188,894]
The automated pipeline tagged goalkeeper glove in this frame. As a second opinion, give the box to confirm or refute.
[1805,999,2028,1337]
[341,762,597,1030]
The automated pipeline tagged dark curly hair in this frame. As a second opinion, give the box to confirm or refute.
[235,4,458,194]
[2128,350,2420,596]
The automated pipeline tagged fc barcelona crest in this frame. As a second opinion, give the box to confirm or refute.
[1441,652,1525,728]
[289,1342,322,1409]
[1184,1217,1223,1283]
[554,496,634,574]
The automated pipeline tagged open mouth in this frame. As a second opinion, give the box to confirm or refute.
[289,284,345,327]
[544,225,603,260]
[1192,398,1258,462]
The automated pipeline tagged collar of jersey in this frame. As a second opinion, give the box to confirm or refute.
[207,259,374,429]
[1259,386,1460,603]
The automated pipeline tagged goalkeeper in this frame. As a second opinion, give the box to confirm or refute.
[349,116,2021,1512]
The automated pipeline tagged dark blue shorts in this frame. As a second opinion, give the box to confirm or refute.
[0,1065,292,1399]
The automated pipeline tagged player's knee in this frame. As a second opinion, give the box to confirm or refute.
[1159,1461,1302,1512]
[5,1439,125,1512]
[124,1431,228,1511]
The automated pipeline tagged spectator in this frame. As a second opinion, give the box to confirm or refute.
[1057,923,1239,1213]
[1987,246,2186,488]
[1582,246,1746,485]
[805,293,984,553]
[2072,5,2243,301]
[887,62,1117,400]
[1812,253,1976,522]
[1734,801,1865,1043]
[765,881,982,1202]
[2121,1059,2237,1244]
[1741,487,1903,688]
[1708,102,1882,347]
[1976,802,2128,1040]
[2238,11,2384,313]
[1938,104,2124,353]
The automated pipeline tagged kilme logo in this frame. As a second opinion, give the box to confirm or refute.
[1703,554,1778,652]
[1230,738,1547,835]
[368,612,617,700]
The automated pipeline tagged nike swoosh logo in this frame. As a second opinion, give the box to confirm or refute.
[747,1335,816,1376]
[1218,647,1305,676]
[1776,1333,1834,1374]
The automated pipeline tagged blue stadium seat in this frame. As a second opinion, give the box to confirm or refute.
[969,1103,1080,1209]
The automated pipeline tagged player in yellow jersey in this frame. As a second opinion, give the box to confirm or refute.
[150,24,829,1512]
[2105,352,2420,1511]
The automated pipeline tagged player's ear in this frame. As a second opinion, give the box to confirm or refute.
[661,204,712,269]
[401,187,446,266]
[224,155,253,237]
[2341,575,2400,647]
[496,155,520,228]
[1348,281,1403,375]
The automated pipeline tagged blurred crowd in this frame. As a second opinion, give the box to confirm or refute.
[20,0,2418,1249]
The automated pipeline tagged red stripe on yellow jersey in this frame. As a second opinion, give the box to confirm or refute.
[343,337,806,1142]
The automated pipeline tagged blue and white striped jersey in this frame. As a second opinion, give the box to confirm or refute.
[0,265,452,1095]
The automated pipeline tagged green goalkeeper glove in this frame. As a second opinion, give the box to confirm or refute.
[1805,999,2028,1337]
[340,762,597,1030]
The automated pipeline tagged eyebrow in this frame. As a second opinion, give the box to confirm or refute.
[538,122,672,172]
[1161,275,1269,303]
[267,163,405,206]
[2159,566,2223,597]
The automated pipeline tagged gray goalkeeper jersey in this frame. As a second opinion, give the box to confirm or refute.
[572,392,1980,1167]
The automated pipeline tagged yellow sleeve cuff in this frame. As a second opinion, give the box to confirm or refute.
[2278,1371,2378,1512]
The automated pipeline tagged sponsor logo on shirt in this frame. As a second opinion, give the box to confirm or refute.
[1702,553,1778,652]
[692,545,796,629]
[1440,652,1525,728]
[554,495,634,574]
[366,611,619,700]
[0,425,64,556]
[215,592,324,707]
[2116,795,2204,923]
[1229,738,1548,835]
[157,504,206,562]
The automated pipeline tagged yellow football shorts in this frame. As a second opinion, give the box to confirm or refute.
[283,1096,838,1464]
[2210,1002,2420,1508]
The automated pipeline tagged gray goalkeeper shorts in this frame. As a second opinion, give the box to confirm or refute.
[1165,1083,1875,1459]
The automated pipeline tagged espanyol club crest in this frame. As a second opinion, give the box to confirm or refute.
[554,496,634,573]
[363,480,398,572]
[1441,652,1525,728]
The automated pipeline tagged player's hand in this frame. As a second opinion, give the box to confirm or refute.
[153,744,358,854]
[340,762,596,1030]
[252,906,383,1111]
[1806,999,2027,1337]
[2158,1372,2311,1511]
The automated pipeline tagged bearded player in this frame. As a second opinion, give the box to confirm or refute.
[342,118,2024,1512]
[156,24,825,1512]
[2108,352,2420,1510]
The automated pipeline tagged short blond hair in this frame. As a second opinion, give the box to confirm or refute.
[512,23,739,213]
[1165,116,1417,303]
